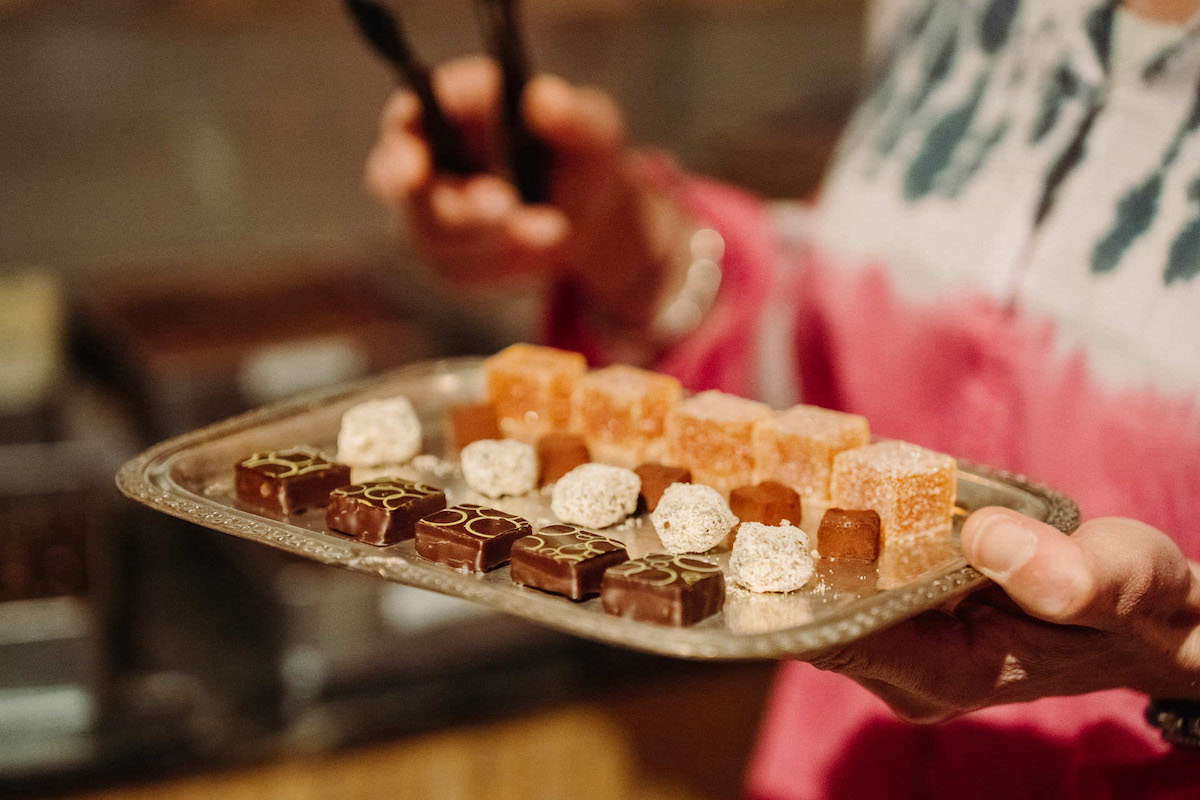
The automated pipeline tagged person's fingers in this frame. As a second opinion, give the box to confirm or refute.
[525,75,624,157]
[366,133,432,207]
[504,205,570,249]
[962,507,1193,632]
[380,90,422,136]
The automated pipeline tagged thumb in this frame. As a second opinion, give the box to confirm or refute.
[961,507,1192,631]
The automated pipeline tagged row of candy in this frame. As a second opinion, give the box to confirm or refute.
[482,344,957,546]
[232,451,721,626]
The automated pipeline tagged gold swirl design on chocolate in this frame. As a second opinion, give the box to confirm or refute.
[240,448,336,478]
[606,553,721,587]
[421,504,525,540]
[521,524,623,564]
[332,479,440,510]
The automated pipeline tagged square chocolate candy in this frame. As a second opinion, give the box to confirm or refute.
[235,447,350,516]
[601,553,725,626]
[510,523,629,600]
[325,479,447,546]
[414,504,532,572]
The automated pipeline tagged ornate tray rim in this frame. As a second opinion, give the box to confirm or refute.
[116,356,1081,661]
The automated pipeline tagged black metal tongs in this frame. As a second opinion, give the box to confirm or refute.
[344,0,550,203]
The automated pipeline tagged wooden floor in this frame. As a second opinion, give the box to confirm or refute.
[64,662,777,800]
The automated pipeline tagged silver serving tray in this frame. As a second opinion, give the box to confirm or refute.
[116,356,1080,660]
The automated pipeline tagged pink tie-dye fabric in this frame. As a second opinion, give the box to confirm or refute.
[547,175,1200,798]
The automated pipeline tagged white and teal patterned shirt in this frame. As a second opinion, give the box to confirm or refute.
[812,0,1200,394]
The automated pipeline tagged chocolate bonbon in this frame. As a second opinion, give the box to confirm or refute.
[816,507,881,561]
[601,553,725,626]
[325,478,446,546]
[634,463,691,513]
[414,504,532,572]
[510,523,629,600]
[235,447,350,515]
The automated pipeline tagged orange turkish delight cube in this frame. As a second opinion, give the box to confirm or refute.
[571,365,682,467]
[664,390,773,492]
[484,344,586,442]
[830,440,956,543]
[752,404,869,502]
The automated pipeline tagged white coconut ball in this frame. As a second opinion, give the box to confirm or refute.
[337,396,422,467]
[550,463,641,529]
[729,521,814,592]
[651,482,737,554]
[460,439,538,498]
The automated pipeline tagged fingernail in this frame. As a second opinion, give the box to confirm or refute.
[969,514,1037,582]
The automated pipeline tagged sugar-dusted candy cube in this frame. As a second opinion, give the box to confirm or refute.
[752,404,869,501]
[484,344,586,442]
[664,390,772,492]
[571,364,682,467]
[830,441,956,543]
[876,523,956,589]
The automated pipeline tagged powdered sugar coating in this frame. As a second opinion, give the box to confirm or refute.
[550,463,641,529]
[460,439,538,498]
[729,522,814,592]
[651,482,738,554]
[336,396,422,467]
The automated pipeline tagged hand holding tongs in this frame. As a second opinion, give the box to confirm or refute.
[344,0,550,203]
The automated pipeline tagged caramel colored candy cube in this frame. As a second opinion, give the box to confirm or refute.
[816,507,881,561]
[729,481,803,527]
[634,463,691,512]
[484,344,586,442]
[664,391,773,492]
[752,404,869,502]
[449,402,501,450]
[571,365,681,467]
[830,441,956,543]
[536,432,590,486]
